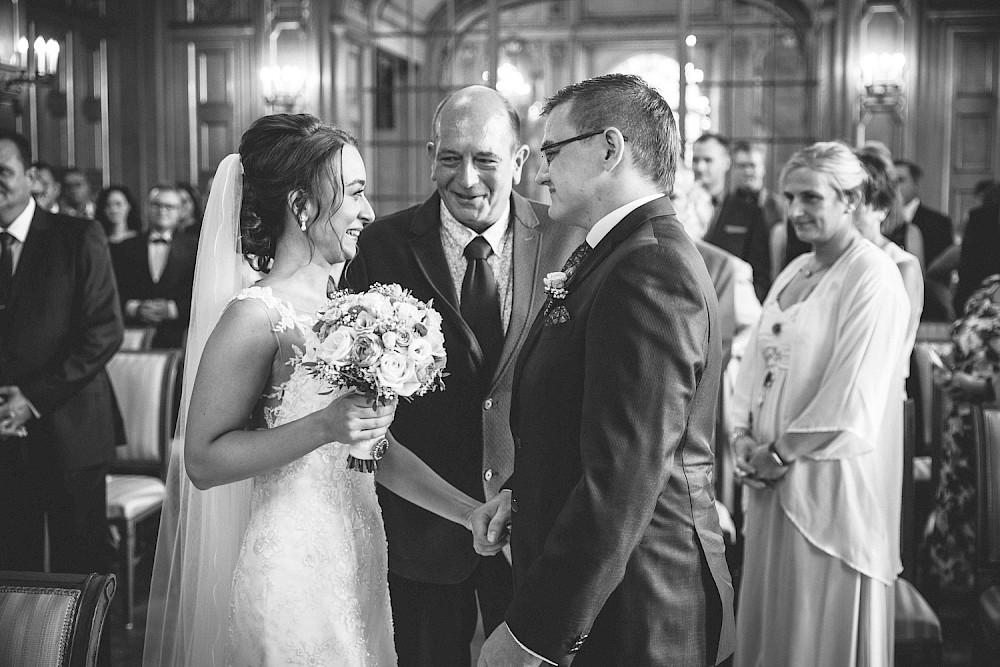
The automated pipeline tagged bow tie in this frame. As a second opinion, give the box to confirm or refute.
[149,234,172,244]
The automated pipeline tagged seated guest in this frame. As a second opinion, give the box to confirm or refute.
[926,274,1000,593]
[96,185,141,244]
[59,167,95,219]
[112,185,196,348]
[693,133,772,301]
[732,141,910,666]
[955,197,1000,314]
[30,161,61,213]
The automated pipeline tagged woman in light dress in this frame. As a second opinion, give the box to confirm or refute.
[731,141,910,666]
[143,114,500,667]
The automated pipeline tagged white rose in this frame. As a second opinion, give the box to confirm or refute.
[396,302,420,324]
[408,337,433,365]
[377,351,421,396]
[318,327,354,365]
[381,330,398,350]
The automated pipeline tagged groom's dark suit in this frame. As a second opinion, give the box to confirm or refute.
[507,197,736,666]
[346,192,584,663]
[0,209,123,573]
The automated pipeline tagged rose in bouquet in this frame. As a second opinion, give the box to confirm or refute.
[298,283,447,470]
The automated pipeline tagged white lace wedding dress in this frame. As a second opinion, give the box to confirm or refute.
[224,286,397,666]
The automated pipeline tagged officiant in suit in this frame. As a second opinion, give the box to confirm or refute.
[0,129,123,576]
[112,184,197,348]
[346,86,584,666]
[474,74,735,667]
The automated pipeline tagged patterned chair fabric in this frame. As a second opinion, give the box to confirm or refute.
[0,571,115,667]
[105,349,182,629]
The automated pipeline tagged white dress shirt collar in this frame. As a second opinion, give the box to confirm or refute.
[3,197,36,244]
[585,193,664,248]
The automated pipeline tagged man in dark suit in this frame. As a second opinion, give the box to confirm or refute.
[895,160,954,267]
[694,133,771,301]
[473,74,735,666]
[0,129,123,576]
[955,200,1000,313]
[346,86,584,667]
[112,184,197,348]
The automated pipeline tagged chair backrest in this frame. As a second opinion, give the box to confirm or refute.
[975,406,1000,592]
[106,349,183,478]
[119,326,157,351]
[900,397,917,579]
[0,571,116,667]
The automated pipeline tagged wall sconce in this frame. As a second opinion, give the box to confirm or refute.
[1,35,60,102]
[260,64,305,112]
[859,51,906,117]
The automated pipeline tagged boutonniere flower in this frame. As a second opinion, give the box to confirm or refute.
[543,271,568,300]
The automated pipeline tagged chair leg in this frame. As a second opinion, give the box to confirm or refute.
[124,519,136,631]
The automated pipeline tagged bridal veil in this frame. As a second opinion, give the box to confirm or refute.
[143,154,258,666]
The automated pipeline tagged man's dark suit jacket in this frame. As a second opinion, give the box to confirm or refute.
[0,210,123,471]
[703,193,771,302]
[955,202,1000,314]
[912,203,953,267]
[112,232,197,348]
[695,240,736,370]
[507,197,735,666]
[345,192,584,584]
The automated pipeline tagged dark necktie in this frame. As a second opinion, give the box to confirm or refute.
[561,240,592,277]
[0,231,13,313]
[461,236,503,374]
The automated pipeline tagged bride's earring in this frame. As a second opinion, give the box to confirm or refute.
[299,212,308,232]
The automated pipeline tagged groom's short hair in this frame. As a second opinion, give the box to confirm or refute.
[542,73,679,192]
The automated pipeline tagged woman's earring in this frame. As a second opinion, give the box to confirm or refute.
[299,212,308,231]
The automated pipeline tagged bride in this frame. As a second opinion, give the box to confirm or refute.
[143,114,499,666]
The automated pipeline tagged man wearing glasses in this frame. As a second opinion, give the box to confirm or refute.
[473,74,735,666]
[112,184,197,348]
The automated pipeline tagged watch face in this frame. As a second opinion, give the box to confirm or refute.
[371,437,389,461]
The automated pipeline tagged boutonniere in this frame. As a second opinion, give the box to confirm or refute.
[543,271,568,300]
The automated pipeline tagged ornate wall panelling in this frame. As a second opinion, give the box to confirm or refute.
[166,0,256,197]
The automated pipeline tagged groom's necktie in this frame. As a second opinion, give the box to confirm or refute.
[461,236,503,374]
[561,240,592,277]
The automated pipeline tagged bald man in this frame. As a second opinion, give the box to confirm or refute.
[347,87,584,666]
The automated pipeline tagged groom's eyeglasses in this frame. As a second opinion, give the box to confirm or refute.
[539,129,628,165]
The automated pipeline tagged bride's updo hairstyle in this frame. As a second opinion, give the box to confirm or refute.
[779,140,866,207]
[239,113,358,272]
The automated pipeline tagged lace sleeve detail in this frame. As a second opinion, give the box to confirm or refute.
[230,285,300,334]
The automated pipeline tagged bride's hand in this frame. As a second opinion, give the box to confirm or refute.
[317,393,396,450]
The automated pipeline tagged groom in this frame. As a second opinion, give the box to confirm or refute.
[473,74,736,666]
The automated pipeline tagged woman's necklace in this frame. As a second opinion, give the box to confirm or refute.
[799,260,829,279]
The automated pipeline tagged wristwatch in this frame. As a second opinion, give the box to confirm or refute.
[768,441,791,467]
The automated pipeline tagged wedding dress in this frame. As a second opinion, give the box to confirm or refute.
[224,285,396,666]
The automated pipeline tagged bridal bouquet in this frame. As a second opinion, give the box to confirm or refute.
[299,283,448,407]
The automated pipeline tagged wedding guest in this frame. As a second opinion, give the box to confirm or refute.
[59,167,95,219]
[112,185,197,348]
[954,197,1000,314]
[95,185,141,244]
[30,161,61,213]
[855,145,923,350]
[176,181,203,237]
[731,141,909,666]
[145,113,498,665]
[694,133,772,301]
[474,73,735,666]
[732,141,783,229]
[0,130,123,582]
[926,274,1000,593]
[346,85,584,667]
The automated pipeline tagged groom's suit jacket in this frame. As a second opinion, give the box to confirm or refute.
[346,191,584,584]
[507,197,736,666]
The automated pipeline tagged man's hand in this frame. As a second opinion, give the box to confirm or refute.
[471,490,511,556]
[478,623,543,667]
[137,299,172,323]
[0,386,32,438]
